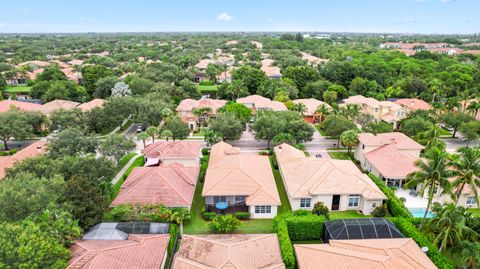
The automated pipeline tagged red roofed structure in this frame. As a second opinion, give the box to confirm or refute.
[68,234,169,269]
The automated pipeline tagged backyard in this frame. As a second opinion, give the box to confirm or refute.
[4,85,32,93]
[328,151,352,160]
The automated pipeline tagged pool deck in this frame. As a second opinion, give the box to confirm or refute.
[395,189,445,209]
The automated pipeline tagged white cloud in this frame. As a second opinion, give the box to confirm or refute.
[216,12,233,22]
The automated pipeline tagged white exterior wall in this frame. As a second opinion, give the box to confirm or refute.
[160,249,168,269]
[249,205,278,219]
[458,194,479,209]
[362,199,383,215]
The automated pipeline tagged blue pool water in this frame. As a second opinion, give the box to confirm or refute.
[408,208,435,218]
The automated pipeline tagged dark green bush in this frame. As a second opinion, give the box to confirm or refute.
[167,224,178,256]
[285,214,325,241]
[272,219,295,269]
[209,214,240,233]
[368,174,412,218]
[371,204,388,217]
[199,80,215,86]
[201,148,210,156]
[108,204,173,222]
[201,211,216,220]
[389,217,454,269]
[312,202,330,218]
[234,212,250,220]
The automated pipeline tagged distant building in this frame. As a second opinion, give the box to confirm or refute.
[237,95,287,114]
[176,98,227,131]
[292,98,330,123]
[0,141,47,179]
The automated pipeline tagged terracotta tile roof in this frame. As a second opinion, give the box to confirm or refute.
[261,59,282,78]
[358,133,424,150]
[195,59,214,69]
[27,68,45,80]
[294,238,436,269]
[68,234,169,269]
[173,234,285,269]
[203,142,281,205]
[61,67,83,81]
[77,99,106,112]
[292,99,330,116]
[274,144,385,200]
[461,50,480,55]
[37,99,80,115]
[0,141,47,179]
[18,60,50,68]
[300,52,329,65]
[364,144,419,179]
[237,95,287,112]
[68,59,84,66]
[176,99,227,113]
[143,141,201,159]
[394,99,432,111]
[0,100,42,113]
[343,95,381,108]
[111,164,198,207]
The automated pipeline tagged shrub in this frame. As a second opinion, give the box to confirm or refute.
[273,219,295,269]
[199,80,215,86]
[107,204,173,222]
[285,214,325,241]
[259,150,269,156]
[201,148,210,156]
[234,212,250,220]
[201,211,217,220]
[312,202,330,218]
[209,214,241,233]
[389,217,454,269]
[167,224,178,256]
[371,204,388,217]
[293,143,305,150]
[368,174,412,218]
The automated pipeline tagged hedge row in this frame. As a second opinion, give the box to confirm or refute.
[368,173,413,218]
[273,212,326,268]
[389,217,454,269]
[272,219,295,269]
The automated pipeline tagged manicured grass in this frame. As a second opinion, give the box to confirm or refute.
[4,86,32,93]
[329,210,372,220]
[438,127,451,136]
[118,120,133,133]
[314,124,328,136]
[197,85,218,92]
[191,127,207,137]
[328,151,352,160]
[117,152,137,169]
[269,155,292,214]
[468,208,480,217]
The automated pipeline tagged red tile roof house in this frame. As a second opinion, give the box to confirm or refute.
[77,98,106,112]
[0,141,47,179]
[0,100,43,113]
[354,133,424,188]
[292,98,331,123]
[394,98,432,114]
[110,163,199,209]
[67,234,170,269]
[176,98,227,131]
[237,95,287,115]
[143,141,202,168]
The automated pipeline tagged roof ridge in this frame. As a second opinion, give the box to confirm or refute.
[155,170,191,205]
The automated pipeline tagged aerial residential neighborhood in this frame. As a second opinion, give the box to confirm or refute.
[0,1,480,269]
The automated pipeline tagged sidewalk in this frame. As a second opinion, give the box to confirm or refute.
[111,154,141,184]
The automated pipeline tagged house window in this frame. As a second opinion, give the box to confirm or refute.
[181,111,187,116]
[348,195,360,207]
[254,205,271,214]
[433,186,438,194]
[213,196,227,203]
[300,198,311,208]
[234,196,246,205]
[372,202,377,208]
[466,196,476,205]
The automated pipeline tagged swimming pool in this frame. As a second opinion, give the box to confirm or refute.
[408,208,435,218]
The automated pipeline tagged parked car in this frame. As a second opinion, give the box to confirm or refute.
[315,153,322,158]
[136,125,145,133]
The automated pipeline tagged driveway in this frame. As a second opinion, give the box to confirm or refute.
[443,138,479,153]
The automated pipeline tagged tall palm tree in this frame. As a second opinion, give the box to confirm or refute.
[453,240,480,269]
[161,129,173,141]
[405,147,453,227]
[315,103,331,122]
[466,100,480,119]
[170,208,191,237]
[426,203,477,252]
[450,147,480,207]
[138,132,149,148]
[146,126,158,143]
[291,103,307,116]
[341,104,360,122]
[416,124,445,151]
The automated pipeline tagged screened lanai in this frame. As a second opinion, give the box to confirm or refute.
[323,218,404,243]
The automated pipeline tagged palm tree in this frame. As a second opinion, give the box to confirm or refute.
[405,147,453,227]
[340,130,358,156]
[161,129,173,141]
[416,125,445,151]
[193,107,213,126]
[291,103,307,116]
[146,126,158,143]
[341,104,360,122]
[466,100,480,119]
[315,103,331,122]
[170,208,191,236]
[138,132,149,148]
[453,240,480,269]
[426,203,477,252]
[450,147,480,207]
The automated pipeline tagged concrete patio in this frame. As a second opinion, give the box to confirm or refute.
[395,188,444,208]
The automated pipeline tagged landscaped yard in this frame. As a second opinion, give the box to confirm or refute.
[329,210,372,220]
[197,84,218,93]
[328,151,352,160]
[314,124,329,137]
[184,154,292,234]
[4,86,32,93]
[468,208,480,217]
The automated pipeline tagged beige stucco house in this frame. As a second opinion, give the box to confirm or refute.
[143,141,202,167]
[342,95,407,128]
[176,98,227,131]
[274,143,386,215]
[354,133,424,188]
[203,142,281,219]
[237,95,287,115]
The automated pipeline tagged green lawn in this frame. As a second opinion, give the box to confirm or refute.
[111,156,145,200]
[184,154,292,234]
[468,208,480,217]
[330,210,372,220]
[197,84,219,93]
[438,127,452,136]
[191,127,207,137]
[4,86,32,93]
[328,151,352,160]
[314,125,329,137]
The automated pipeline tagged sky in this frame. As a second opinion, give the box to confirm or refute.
[0,0,478,34]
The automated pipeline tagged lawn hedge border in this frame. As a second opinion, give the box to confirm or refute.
[273,212,326,269]
[389,217,454,269]
[368,173,413,218]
